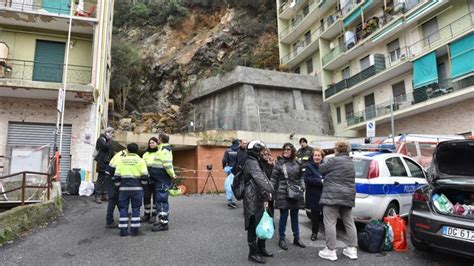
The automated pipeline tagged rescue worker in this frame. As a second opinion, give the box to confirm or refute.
[152,132,177,232]
[112,143,149,237]
[103,148,127,228]
[296,137,313,173]
[141,137,159,223]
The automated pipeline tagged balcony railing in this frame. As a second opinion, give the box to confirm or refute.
[346,76,474,126]
[408,11,474,58]
[0,0,98,18]
[280,26,323,65]
[279,0,304,14]
[279,0,319,40]
[0,59,92,85]
[322,2,415,66]
[325,54,386,99]
[321,9,342,32]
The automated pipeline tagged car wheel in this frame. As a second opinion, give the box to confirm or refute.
[383,202,399,218]
[410,234,430,251]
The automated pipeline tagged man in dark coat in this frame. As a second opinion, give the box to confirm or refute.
[94,127,115,204]
[232,139,249,175]
[318,140,358,261]
[242,140,274,264]
[222,138,240,209]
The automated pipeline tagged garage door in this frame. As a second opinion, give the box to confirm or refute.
[7,122,72,186]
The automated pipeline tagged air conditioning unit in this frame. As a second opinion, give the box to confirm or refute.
[329,40,336,50]
[400,52,407,60]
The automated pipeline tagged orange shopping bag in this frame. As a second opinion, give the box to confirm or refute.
[383,215,408,252]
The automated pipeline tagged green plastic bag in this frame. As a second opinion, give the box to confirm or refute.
[256,210,274,240]
[383,223,393,251]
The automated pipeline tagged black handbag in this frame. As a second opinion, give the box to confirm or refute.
[282,164,304,201]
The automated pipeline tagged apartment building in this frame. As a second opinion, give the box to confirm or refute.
[277,0,474,138]
[0,0,114,184]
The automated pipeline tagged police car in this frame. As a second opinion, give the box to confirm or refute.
[306,144,428,223]
[350,144,428,223]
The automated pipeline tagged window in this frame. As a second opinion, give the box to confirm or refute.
[404,158,425,178]
[306,58,313,74]
[305,31,311,45]
[422,18,439,46]
[345,102,354,119]
[387,39,401,62]
[392,81,406,102]
[303,4,309,16]
[342,66,351,79]
[405,142,418,157]
[336,107,341,124]
[385,157,408,176]
[437,62,447,83]
[364,93,375,119]
[293,67,300,74]
[360,55,371,70]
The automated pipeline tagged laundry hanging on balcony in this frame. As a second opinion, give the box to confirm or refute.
[413,51,438,89]
[449,33,474,81]
[343,0,375,27]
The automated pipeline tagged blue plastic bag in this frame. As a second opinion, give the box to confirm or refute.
[224,173,235,201]
[256,210,274,240]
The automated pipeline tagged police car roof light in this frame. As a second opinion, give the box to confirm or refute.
[351,143,395,153]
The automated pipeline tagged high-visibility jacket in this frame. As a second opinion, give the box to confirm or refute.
[105,150,127,177]
[157,143,176,180]
[142,150,160,181]
[114,153,149,191]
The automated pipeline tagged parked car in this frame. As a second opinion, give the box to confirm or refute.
[409,140,474,259]
[306,146,428,223]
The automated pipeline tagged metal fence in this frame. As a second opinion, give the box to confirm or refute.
[0,0,98,18]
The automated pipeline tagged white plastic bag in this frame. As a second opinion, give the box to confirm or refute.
[79,181,95,196]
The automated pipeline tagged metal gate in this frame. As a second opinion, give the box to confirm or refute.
[7,122,72,186]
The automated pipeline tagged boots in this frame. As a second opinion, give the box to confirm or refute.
[140,213,150,223]
[248,242,265,264]
[257,239,273,257]
[94,195,102,204]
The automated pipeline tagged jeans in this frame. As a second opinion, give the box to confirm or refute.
[323,205,358,250]
[278,209,300,239]
[105,175,119,225]
[95,171,106,197]
[118,190,144,236]
[224,173,235,203]
[154,182,170,223]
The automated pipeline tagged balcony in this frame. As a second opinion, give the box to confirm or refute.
[279,0,335,44]
[0,0,98,34]
[325,54,385,99]
[0,59,93,99]
[322,2,417,70]
[279,0,306,20]
[319,9,343,40]
[346,76,474,128]
[324,47,413,103]
[408,11,474,60]
[280,26,322,68]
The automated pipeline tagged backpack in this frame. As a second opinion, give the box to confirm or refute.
[66,169,82,195]
[358,220,386,253]
[231,170,245,200]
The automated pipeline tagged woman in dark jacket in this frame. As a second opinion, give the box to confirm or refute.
[304,148,325,241]
[243,140,274,264]
[270,143,306,250]
[318,140,358,262]
[259,148,275,217]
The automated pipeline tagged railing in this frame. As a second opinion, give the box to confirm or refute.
[0,59,92,85]
[0,171,51,205]
[279,0,304,14]
[346,76,474,126]
[322,2,415,66]
[280,26,323,65]
[341,0,363,16]
[409,11,474,58]
[325,57,386,99]
[279,0,319,40]
[0,0,98,18]
[321,9,342,33]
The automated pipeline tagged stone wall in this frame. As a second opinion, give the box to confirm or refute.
[0,97,97,176]
[373,98,474,137]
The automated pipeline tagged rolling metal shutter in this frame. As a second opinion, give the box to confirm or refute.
[33,40,66,83]
[7,122,72,186]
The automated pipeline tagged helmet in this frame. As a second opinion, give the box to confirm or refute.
[168,184,186,196]
[247,140,266,158]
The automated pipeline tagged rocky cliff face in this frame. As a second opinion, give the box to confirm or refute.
[110,1,280,134]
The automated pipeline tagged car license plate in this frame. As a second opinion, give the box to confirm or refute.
[442,226,474,242]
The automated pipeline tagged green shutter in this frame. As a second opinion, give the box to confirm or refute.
[33,40,66,83]
[449,33,474,80]
[413,52,438,89]
[43,0,71,15]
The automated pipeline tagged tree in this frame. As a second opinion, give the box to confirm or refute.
[110,41,144,113]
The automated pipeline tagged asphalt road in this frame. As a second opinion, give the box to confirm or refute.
[0,194,473,265]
